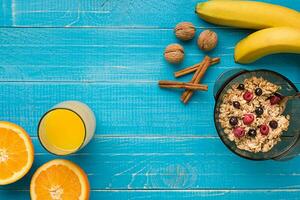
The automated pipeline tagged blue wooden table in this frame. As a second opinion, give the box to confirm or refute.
[1,0,300,199]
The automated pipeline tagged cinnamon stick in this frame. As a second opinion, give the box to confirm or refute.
[159,80,208,91]
[181,56,212,104]
[174,57,220,78]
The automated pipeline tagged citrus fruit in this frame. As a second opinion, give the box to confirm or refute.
[0,121,34,185]
[30,159,90,200]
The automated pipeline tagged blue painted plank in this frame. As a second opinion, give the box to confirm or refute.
[1,137,300,190]
[86,189,300,200]
[1,189,300,200]
[0,82,298,136]
[0,28,300,82]
[0,0,13,26]
[1,0,300,28]
[0,0,300,199]
[0,82,220,136]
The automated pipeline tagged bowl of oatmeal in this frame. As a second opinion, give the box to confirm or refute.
[214,69,300,160]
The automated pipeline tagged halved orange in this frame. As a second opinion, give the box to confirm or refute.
[30,159,90,200]
[0,121,34,185]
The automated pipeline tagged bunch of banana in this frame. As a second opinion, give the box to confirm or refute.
[195,1,300,64]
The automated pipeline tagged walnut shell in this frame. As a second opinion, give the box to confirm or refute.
[197,30,218,51]
[164,44,184,64]
[174,22,196,41]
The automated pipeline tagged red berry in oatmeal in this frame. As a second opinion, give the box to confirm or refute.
[260,124,270,136]
[270,95,282,105]
[233,127,245,138]
[218,76,290,153]
[243,91,254,102]
[243,114,255,125]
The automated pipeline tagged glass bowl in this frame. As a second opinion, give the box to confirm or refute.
[214,69,300,161]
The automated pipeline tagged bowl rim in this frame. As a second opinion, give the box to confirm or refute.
[213,69,299,161]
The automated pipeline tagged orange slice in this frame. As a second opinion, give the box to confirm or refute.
[0,121,34,185]
[30,159,90,200]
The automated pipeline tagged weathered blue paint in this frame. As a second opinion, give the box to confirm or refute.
[1,0,300,199]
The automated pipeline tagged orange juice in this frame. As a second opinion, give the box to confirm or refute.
[38,101,96,155]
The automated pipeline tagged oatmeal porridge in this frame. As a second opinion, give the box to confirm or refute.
[218,76,290,153]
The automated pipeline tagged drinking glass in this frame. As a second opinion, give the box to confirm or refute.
[38,101,96,155]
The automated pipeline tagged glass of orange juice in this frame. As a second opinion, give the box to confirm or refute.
[38,101,96,155]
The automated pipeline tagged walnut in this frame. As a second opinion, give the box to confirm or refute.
[164,44,184,64]
[197,30,218,51]
[174,22,196,41]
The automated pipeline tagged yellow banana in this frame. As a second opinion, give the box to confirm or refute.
[196,1,300,29]
[234,27,300,64]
